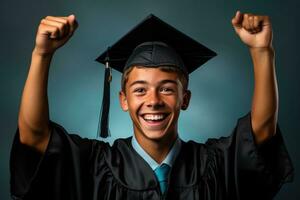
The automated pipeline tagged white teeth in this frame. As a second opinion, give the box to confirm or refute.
[143,114,165,121]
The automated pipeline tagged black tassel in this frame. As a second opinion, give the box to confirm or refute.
[97,53,112,138]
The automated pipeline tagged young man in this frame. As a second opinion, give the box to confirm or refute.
[10,12,293,200]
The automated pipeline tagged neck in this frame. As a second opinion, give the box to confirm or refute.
[134,132,178,164]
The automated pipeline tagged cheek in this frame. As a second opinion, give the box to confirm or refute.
[127,96,143,112]
[174,92,184,107]
[164,96,182,110]
[178,91,187,107]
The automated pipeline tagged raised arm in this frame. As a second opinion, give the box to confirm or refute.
[231,11,278,145]
[18,15,78,153]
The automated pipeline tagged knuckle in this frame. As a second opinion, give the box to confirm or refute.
[45,16,52,20]
[40,18,47,24]
[61,18,68,24]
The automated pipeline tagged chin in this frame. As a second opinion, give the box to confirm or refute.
[137,125,178,142]
[142,130,168,141]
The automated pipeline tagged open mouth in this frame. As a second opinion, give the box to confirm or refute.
[140,113,170,126]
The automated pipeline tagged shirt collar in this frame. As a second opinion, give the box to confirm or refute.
[131,134,182,170]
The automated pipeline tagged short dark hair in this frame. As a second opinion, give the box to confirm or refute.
[121,66,189,93]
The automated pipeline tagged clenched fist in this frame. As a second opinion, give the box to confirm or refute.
[34,15,78,56]
[232,11,273,49]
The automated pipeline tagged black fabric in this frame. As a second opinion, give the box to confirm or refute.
[95,14,216,74]
[124,41,187,74]
[10,112,294,200]
[98,65,111,138]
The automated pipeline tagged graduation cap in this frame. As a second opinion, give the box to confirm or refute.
[96,14,217,138]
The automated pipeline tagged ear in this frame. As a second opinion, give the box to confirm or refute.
[181,90,191,110]
[119,91,128,111]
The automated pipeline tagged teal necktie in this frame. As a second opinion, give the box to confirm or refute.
[154,164,171,194]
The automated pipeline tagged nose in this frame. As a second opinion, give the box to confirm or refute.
[146,90,164,109]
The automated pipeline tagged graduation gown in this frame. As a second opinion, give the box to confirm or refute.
[10,112,294,200]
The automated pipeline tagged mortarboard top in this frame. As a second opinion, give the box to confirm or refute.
[95,14,217,138]
[96,14,216,74]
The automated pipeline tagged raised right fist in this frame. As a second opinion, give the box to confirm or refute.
[34,15,78,56]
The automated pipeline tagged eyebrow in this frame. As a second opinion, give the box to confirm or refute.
[129,80,147,88]
[129,79,178,88]
[159,80,178,85]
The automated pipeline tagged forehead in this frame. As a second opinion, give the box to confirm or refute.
[126,67,180,84]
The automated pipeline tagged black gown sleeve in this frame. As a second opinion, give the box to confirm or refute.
[10,121,107,200]
[205,112,294,200]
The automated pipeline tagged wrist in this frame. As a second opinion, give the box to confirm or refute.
[32,48,55,59]
[249,46,275,55]
[31,48,54,70]
[249,46,275,71]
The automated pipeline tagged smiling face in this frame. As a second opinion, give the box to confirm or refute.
[119,66,191,143]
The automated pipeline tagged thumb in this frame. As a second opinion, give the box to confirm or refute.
[231,11,243,33]
[67,14,78,34]
[67,14,76,23]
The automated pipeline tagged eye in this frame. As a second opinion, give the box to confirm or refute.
[160,87,175,94]
[133,87,146,95]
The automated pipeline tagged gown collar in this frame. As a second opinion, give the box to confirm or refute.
[131,134,182,170]
[104,137,202,190]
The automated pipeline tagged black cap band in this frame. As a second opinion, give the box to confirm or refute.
[124,41,188,75]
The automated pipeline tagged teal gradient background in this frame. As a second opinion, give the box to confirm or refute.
[1,0,299,199]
